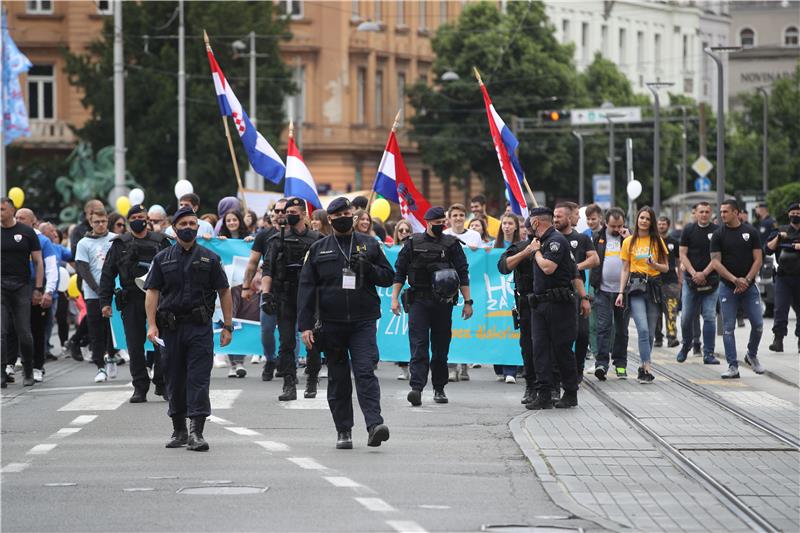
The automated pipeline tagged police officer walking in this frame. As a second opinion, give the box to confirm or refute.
[99,204,170,403]
[297,197,393,450]
[261,197,322,401]
[766,202,800,353]
[144,207,233,452]
[525,207,589,410]
[390,207,472,406]
[498,217,536,405]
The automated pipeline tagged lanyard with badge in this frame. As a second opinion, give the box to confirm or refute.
[334,234,356,290]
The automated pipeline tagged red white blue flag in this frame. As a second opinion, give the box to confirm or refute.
[478,82,529,219]
[374,131,431,233]
[285,134,321,212]
[205,35,285,184]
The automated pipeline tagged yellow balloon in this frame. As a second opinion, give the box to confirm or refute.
[370,198,391,223]
[68,274,81,299]
[8,187,24,209]
[115,196,131,217]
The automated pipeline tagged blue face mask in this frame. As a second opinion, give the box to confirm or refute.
[177,227,197,243]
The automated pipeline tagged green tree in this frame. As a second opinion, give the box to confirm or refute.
[63,1,294,212]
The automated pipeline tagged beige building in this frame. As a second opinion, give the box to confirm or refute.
[9,0,478,207]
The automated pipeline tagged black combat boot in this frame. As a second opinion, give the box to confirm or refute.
[367,424,390,447]
[769,335,784,353]
[261,360,275,381]
[278,375,297,401]
[129,388,147,403]
[187,417,209,452]
[555,390,578,408]
[525,391,553,410]
[304,374,318,398]
[433,389,448,404]
[166,416,188,448]
[336,431,353,449]
[521,385,535,405]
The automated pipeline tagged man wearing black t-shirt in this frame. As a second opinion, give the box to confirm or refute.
[1,198,45,388]
[710,200,765,379]
[655,216,681,348]
[677,202,721,365]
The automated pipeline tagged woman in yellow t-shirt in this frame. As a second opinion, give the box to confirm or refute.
[614,206,669,384]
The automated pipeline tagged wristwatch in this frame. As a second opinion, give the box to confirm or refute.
[222,324,234,333]
[463,299,474,305]
[34,286,44,292]
[580,295,590,301]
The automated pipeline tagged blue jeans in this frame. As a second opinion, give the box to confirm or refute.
[594,290,630,369]
[629,292,660,364]
[680,283,719,358]
[718,284,763,367]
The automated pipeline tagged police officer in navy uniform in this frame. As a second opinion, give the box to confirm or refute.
[766,202,800,353]
[390,206,472,406]
[525,207,589,410]
[297,197,393,450]
[144,207,233,452]
[99,204,170,403]
[498,217,536,405]
[260,197,322,401]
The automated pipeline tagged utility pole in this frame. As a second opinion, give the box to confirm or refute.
[757,87,768,194]
[572,131,585,205]
[705,46,741,209]
[680,105,688,196]
[0,0,6,196]
[605,112,625,207]
[646,82,673,215]
[626,137,635,225]
[112,0,127,202]
[177,0,186,181]
[698,103,706,157]
[234,31,263,190]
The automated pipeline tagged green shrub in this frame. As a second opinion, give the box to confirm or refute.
[766,182,800,224]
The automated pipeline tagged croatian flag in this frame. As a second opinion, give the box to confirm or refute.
[478,83,529,219]
[285,135,321,212]
[374,131,431,233]
[206,37,285,184]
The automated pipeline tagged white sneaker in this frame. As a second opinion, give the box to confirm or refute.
[94,368,108,383]
[14,360,22,371]
[397,367,409,380]
[235,364,247,378]
[214,354,230,368]
[105,359,118,379]
[227,367,237,378]
[505,375,516,384]
[495,375,505,381]
[5,364,15,377]
[745,354,765,374]
[250,355,262,365]
[33,368,43,383]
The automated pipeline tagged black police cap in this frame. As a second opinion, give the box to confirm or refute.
[787,202,799,213]
[285,197,305,209]
[529,206,554,217]
[127,204,146,219]
[327,197,351,215]
[424,206,446,220]
[172,206,197,225]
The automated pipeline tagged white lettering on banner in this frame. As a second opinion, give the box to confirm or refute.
[484,273,513,312]
[384,312,409,336]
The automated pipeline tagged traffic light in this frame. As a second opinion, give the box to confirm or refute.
[540,109,571,124]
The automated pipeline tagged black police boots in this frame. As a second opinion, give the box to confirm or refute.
[407,389,422,407]
[187,417,209,452]
[154,382,164,397]
[336,431,353,450]
[129,388,147,403]
[166,416,188,448]
[304,374,318,398]
[526,391,553,410]
[521,385,535,405]
[433,389,448,404]
[261,360,275,381]
[555,390,578,409]
[278,375,297,401]
[367,424,390,447]
[769,335,784,352]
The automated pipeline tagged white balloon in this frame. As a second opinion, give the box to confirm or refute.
[129,188,145,205]
[627,179,643,200]
[174,179,194,199]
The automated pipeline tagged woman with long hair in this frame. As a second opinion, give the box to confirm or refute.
[243,209,259,234]
[468,217,491,247]
[615,206,669,384]
[311,209,332,235]
[353,209,376,236]
[218,210,254,242]
[493,214,520,249]
[108,212,127,235]
[392,219,413,245]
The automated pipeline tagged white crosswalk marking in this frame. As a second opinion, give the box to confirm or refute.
[70,415,98,425]
[209,389,241,410]
[58,391,131,411]
[355,497,396,512]
[27,444,57,455]
[254,441,290,452]
[287,457,327,470]
[324,476,361,488]
[224,426,261,436]
[1,463,30,473]
[51,428,82,439]
[386,520,427,532]
[279,395,329,410]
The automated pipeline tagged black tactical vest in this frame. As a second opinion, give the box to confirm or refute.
[116,232,168,289]
[274,228,320,287]
[407,233,457,288]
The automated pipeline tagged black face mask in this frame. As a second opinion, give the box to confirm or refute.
[431,224,445,237]
[286,214,301,227]
[129,219,147,233]
[791,215,800,225]
[331,216,353,233]
[177,227,197,243]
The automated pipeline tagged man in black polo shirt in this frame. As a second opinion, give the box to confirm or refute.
[1,198,44,387]
[710,200,765,379]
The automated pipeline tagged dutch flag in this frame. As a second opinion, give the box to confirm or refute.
[374,131,431,233]
[205,34,285,184]
[478,80,529,220]
[285,133,321,211]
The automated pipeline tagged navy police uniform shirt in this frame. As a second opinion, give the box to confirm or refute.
[532,226,576,294]
[143,242,229,314]
[297,232,394,332]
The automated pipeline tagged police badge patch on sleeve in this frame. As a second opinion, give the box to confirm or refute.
[549,241,560,253]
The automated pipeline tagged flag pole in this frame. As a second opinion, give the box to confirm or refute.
[288,119,294,140]
[205,30,247,212]
[368,109,402,210]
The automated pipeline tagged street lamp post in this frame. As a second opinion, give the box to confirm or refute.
[177,0,186,181]
[679,105,688,196]
[646,82,674,215]
[704,46,741,209]
[572,131,585,205]
[233,32,268,190]
[604,112,625,207]
[112,0,126,201]
[756,87,769,194]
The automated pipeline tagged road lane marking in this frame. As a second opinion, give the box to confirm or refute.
[279,397,329,410]
[255,441,290,452]
[324,476,361,488]
[27,444,58,455]
[1,463,30,473]
[287,457,327,470]
[70,415,98,425]
[58,391,131,411]
[209,389,241,410]
[418,505,450,509]
[28,383,132,393]
[206,415,232,425]
[51,427,82,438]
[386,520,427,532]
[355,497,396,513]
[224,426,261,436]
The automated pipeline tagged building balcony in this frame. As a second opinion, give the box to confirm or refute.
[18,120,76,149]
